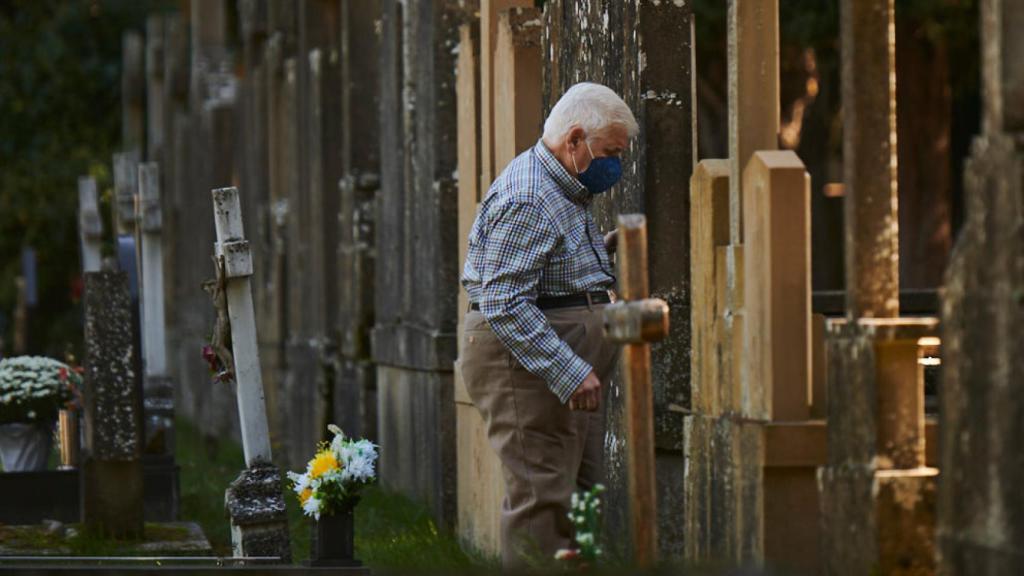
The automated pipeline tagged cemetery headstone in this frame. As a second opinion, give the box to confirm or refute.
[939,0,1024,571]
[81,271,144,539]
[137,162,180,521]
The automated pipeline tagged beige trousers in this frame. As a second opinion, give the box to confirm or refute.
[460,304,619,572]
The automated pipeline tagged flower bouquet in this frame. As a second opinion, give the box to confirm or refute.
[288,424,378,567]
[0,356,81,471]
[555,484,606,570]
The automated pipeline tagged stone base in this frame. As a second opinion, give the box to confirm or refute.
[683,413,764,565]
[224,463,291,563]
[81,458,145,539]
[819,465,937,576]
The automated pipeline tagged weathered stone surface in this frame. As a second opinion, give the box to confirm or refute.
[824,320,877,468]
[818,463,878,575]
[542,1,696,559]
[727,0,779,244]
[83,272,142,462]
[376,366,456,527]
[224,462,291,562]
[373,0,460,526]
[821,318,939,575]
[841,0,899,318]
[939,109,1024,574]
[82,271,144,539]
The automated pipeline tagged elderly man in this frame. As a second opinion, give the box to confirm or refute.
[460,82,639,569]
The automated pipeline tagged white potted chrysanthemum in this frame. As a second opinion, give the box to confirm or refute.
[287,424,377,567]
[0,356,79,471]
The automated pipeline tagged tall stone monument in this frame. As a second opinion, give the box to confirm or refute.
[81,271,144,539]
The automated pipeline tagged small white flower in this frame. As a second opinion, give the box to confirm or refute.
[303,496,322,520]
[287,471,310,493]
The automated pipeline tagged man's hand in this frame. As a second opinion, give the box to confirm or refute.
[603,229,618,254]
[569,370,601,412]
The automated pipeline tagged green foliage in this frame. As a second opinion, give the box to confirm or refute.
[0,0,167,358]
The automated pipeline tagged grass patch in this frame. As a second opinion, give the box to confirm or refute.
[176,417,495,571]
[0,523,198,556]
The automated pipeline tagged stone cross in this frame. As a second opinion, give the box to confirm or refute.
[81,271,144,539]
[78,176,103,274]
[212,187,291,562]
[137,162,175,463]
[602,215,670,569]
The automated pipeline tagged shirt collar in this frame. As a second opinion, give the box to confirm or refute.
[533,139,591,205]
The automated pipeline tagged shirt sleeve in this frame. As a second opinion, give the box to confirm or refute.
[478,199,593,403]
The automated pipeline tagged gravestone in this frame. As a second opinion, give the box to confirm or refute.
[81,271,144,539]
[212,187,291,562]
[373,0,460,526]
[542,0,697,559]
[336,0,381,444]
[137,162,180,521]
[939,0,1024,571]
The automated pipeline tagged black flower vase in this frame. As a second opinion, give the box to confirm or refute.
[310,500,361,567]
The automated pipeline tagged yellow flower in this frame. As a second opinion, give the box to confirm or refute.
[308,450,339,479]
[299,488,313,504]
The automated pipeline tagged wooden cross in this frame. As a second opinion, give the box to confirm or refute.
[211,186,273,466]
[602,214,670,569]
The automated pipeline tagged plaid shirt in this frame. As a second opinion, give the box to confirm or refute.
[462,140,615,403]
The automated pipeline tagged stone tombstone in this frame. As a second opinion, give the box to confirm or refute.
[542,0,697,559]
[939,0,1024,572]
[336,0,381,443]
[81,271,144,539]
[373,0,461,527]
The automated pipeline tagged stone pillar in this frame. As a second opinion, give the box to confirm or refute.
[542,0,697,559]
[337,0,381,444]
[374,0,460,527]
[742,151,817,574]
[727,0,779,245]
[81,271,144,539]
[939,0,1024,572]
[819,5,938,572]
[841,0,899,319]
[741,151,811,422]
[820,318,938,575]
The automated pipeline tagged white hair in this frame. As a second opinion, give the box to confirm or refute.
[542,82,639,143]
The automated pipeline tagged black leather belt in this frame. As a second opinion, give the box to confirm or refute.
[470,291,611,312]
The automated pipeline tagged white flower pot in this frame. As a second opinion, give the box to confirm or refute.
[0,422,54,472]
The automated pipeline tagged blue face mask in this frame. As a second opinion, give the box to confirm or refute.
[574,140,622,195]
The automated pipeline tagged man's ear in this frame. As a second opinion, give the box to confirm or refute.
[567,126,586,149]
